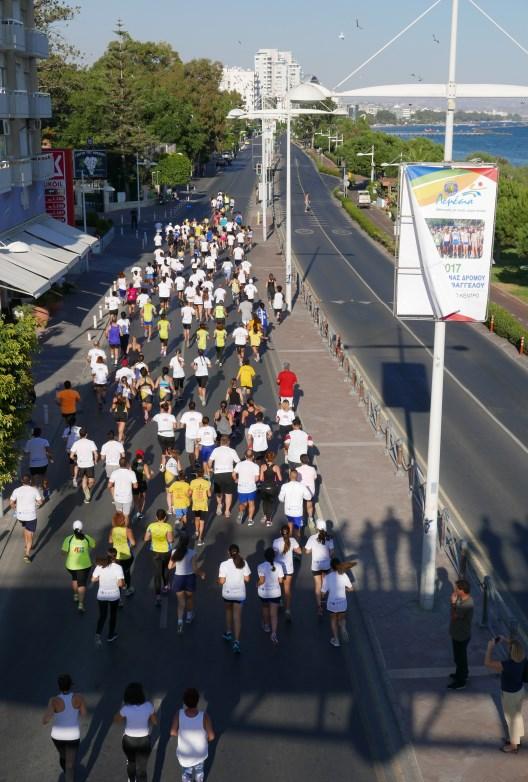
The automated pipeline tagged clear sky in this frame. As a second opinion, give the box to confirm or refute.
[59,0,528,90]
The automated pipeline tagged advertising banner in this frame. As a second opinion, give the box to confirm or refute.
[395,163,498,321]
[44,148,75,226]
[74,149,107,179]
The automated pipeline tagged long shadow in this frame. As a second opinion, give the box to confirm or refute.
[478,515,511,586]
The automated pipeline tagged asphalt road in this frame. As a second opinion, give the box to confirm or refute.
[0,152,379,782]
[279,143,528,618]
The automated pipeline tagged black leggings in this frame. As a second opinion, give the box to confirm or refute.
[96,599,119,636]
[152,552,170,595]
[122,735,151,782]
[52,738,79,782]
[120,334,130,355]
[120,557,133,589]
[260,486,278,518]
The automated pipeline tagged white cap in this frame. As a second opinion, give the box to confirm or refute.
[316,519,327,531]
[73,520,83,531]
[249,278,254,284]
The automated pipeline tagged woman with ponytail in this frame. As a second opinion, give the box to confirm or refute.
[321,557,356,647]
[304,519,335,616]
[273,525,302,621]
[218,544,251,654]
[257,547,284,644]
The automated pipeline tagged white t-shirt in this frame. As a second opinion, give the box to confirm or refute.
[158,281,171,298]
[193,356,211,377]
[222,260,233,273]
[101,440,124,466]
[219,558,251,600]
[241,260,251,274]
[154,248,165,263]
[107,295,120,311]
[248,422,271,452]
[116,367,135,384]
[276,408,295,428]
[278,481,311,517]
[233,246,244,262]
[175,275,186,291]
[273,536,301,576]
[24,437,50,467]
[120,702,155,738]
[213,288,226,303]
[92,364,109,385]
[137,293,150,309]
[285,429,313,463]
[257,561,284,598]
[305,534,335,572]
[93,562,124,601]
[117,318,130,335]
[273,291,284,310]
[63,425,81,452]
[10,485,42,520]
[322,570,352,612]
[70,438,97,468]
[88,347,106,370]
[297,464,317,495]
[244,283,257,300]
[169,356,185,378]
[154,234,162,247]
[181,306,194,325]
[197,425,217,447]
[209,446,240,473]
[234,460,260,493]
[172,549,195,576]
[233,326,248,346]
[110,468,137,503]
[152,413,176,437]
[179,411,203,439]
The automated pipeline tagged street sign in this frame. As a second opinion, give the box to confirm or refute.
[44,149,75,226]
[74,149,107,179]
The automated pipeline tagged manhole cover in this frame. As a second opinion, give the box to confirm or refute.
[332,228,353,236]
[295,228,314,235]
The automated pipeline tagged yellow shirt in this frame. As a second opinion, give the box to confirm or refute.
[238,364,256,388]
[196,329,209,351]
[169,480,190,510]
[143,302,155,322]
[110,526,131,561]
[190,478,210,512]
[214,328,227,347]
[147,521,172,553]
[214,305,226,320]
[158,319,170,340]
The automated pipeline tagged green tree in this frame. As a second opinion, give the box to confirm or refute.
[154,153,192,186]
[0,314,38,489]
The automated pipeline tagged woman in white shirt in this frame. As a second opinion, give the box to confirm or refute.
[218,544,251,654]
[114,682,157,782]
[169,350,185,400]
[273,525,302,620]
[168,532,205,633]
[321,557,356,647]
[91,355,109,411]
[91,553,125,646]
[257,548,285,645]
[304,520,335,616]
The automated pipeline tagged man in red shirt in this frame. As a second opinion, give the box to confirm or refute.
[276,362,298,407]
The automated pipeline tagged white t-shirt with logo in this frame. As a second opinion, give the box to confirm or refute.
[179,411,203,439]
[257,561,284,598]
[197,425,217,447]
[285,429,313,463]
[101,440,124,466]
[70,438,97,468]
[169,356,185,378]
[219,558,251,600]
[234,460,260,493]
[110,468,137,503]
[305,534,335,572]
[93,562,125,601]
[278,481,311,517]
[10,485,42,520]
[92,364,109,385]
[209,446,240,473]
[322,570,351,612]
[248,422,271,452]
[233,326,248,346]
[152,413,176,437]
[244,283,257,300]
[276,408,295,428]
[193,356,211,377]
[272,536,301,576]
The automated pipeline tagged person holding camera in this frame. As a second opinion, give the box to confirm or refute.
[447,579,473,690]
[485,636,526,753]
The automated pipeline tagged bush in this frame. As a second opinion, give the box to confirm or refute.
[86,211,99,228]
[95,217,113,236]
[487,302,528,351]
[334,189,396,254]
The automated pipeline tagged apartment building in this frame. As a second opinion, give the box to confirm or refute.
[220,66,260,112]
[0,0,97,309]
[254,49,302,106]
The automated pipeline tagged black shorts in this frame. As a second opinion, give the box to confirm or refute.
[173,378,184,389]
[29,465,47,476]
[259,596,281,604]
[214,473,235,495]
[77,466,95,479]
[132,482,147,495]
[160,339,168,346]
[158,435,175,450]
[193,509,206,519]
[67,567,91,586]
[160,297,169,305]
[196,376,208,389]
[114,414,128,423]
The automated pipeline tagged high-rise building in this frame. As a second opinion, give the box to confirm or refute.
[220,66,260,112]
[254,49,302,105]
[0,0,97,310]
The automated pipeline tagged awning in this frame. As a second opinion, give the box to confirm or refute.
[39,215,100,254]
[0,256,56,299]
[24,221,91,258]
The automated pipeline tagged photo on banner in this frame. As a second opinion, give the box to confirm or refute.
[394,163,499,321]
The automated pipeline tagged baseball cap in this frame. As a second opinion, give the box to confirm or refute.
[73,520,83,531]
[135,449,145,457]
[316,519,327,531]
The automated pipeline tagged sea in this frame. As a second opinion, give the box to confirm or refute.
[376,122,528,166]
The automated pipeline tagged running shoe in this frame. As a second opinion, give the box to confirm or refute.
[262,624,271,633]
[161,585,170,594]
[107,634,118,643]
[23,555,31,564]
[247,519,255,527]
[330,637,340,648]
[265,520,272,527]
[177,622,184,634]
[232,640,241,654]
[159,463,165,472]
[222,631,233,642]
[197,539,205,547]
[78,603,85,613]
[270,633,278,645]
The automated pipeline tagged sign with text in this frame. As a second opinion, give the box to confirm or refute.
[74,149,107,179]
[395,163,498,321]
[44,148,75,225]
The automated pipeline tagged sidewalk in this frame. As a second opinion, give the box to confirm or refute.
[246,199,527,780]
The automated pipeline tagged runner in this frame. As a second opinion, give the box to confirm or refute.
[284,418,314,468]
[233,450,260,526]
[266,273,276,305]
[213,401,233,440]
[322,557,356,646]
[152,401,177,471]
[100,431,125,479]
[61,520,96,613]
[24,426,52,490]
[42,673,86,782]
[189,467,211,547]
[248,319,265,362]
[155,366,175,414]
[126,283,138,317]
[131,449,151,520]
[144,509,174,606]
[178,400,203,469]
[276,362,298,407]
[258,451,282,527]
[195,322,209,354]
[272,285,284,323]
[70,428,98,503]
[114,683,157,782]
[167,470,190,528]
[108,511,136,598]
[108,457,138,525]
[195,416,217,477]
[62,416,81,483]
[170,688,215,782]
[273,525,302,619]
[277,468,311,540]
[192,353,211,408]
[55,380,80,422]
[92,551,125,645]
[247,411,272,462]
[218,544,251,654]
[10,475,43,563]
[225,379,243,428]
[169,350,185,401]
[141,297,157,342]
[117,311,131,359]
[92,355,109,411]
[106,315,122,366]
[136,367,155,423]
[236,358,256,400]
[304,520,335,616]
[110,392,130,443]
[208,436,240,518]
[257,547,285,644]
[275,398,295,443]
[213,322,227,366]
[157,311,171,357]
[297,454,317,529]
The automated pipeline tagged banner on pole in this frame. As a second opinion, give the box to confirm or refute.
[44,149,75,225]
[395,163,498,321]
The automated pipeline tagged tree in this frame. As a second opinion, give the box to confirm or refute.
[0,314,38,489]
[154,153,192,186]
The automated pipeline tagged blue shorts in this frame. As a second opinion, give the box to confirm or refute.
[173,507,188,519]
[286,515,303,529]
[172,573,196,593]
[143,320,153,327]
[239,491,256,503]
[200,445,215,464]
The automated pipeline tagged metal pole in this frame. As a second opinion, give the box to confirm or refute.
[136,152,141,222]
[81,171,87,234]
[262,120,267,241]
[420,0,459,610]
[285,104,292,311]
[370,145,375,183]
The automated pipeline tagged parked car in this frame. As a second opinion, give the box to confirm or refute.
[357,190,372,208]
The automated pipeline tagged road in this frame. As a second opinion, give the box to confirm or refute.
[280,143,528,618]
[0,151,379,782]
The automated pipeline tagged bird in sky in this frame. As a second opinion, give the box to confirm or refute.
[355,18,363,29]
[237,40,242,45]
[432,34,440,44]
[411,73,423,82]
[338,32,345,40]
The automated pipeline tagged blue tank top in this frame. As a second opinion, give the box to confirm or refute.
[108,324,120,345]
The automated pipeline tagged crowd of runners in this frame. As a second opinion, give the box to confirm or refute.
[10,189,356,781]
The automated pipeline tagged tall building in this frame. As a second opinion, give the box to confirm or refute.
[220,66,260,112]
[254,49,302,105]
[0,0,97,310]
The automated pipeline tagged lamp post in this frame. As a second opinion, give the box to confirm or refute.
[136,152,141,222]
[356,144,375,182]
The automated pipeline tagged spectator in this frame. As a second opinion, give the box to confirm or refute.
[448,579,473,690]
[484,636,526,752]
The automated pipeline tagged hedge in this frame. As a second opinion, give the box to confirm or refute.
[334,189,396,254]
[487,301,528,352]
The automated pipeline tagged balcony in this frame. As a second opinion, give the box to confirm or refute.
[10,90,29,118]
[0,20,25,51]
[28,92,51,119]
[25,29,49,59]
[0,89,9,117]
[10,157,32,187]
[0,160,11,193]
[31,153,53,181]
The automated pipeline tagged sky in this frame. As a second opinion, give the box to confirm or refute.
[58,0,528,92]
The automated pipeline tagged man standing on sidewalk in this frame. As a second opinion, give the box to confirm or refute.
[448,579,474,690]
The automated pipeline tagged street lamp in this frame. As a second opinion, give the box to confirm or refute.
[356,144,375,182]
[136,154,153,222]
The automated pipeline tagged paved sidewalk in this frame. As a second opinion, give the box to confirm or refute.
[246,197,527,780]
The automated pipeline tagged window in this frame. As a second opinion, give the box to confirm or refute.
[0,121,7,160]
[11,1,21,22]
[15,59,25,91]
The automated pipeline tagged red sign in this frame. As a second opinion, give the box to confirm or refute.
[44,149,75,226]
